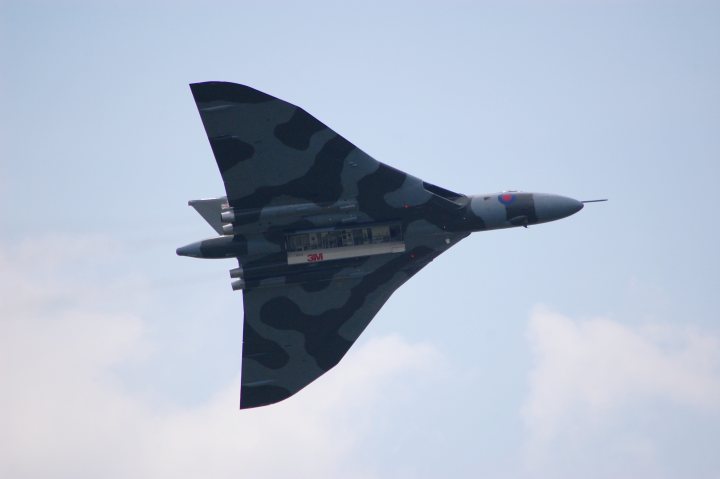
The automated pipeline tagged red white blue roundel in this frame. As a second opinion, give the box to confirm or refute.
[498,193,516,205]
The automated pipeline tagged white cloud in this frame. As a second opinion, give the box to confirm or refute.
[136,334,440,479]
[522,307,720,476]
[0,235,442,479]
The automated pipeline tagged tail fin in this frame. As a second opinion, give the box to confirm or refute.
[188,197,228,235]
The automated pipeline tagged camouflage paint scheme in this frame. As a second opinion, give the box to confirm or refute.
[177,82,585,409]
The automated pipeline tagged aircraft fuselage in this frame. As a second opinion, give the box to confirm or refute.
[177,191,583,275]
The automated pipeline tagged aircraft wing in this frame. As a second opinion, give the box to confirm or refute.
[190,82,468,408]
[190,81,445,217]
[239,232,466,409]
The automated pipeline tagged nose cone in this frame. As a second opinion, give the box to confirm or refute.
[533,194,584,223]
[176,241,204,258]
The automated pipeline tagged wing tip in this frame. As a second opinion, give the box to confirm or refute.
[239,383,293,410]
[190,81,278,105]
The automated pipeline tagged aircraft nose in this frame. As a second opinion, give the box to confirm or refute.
[533,194,584,223]
[176,241,204,258]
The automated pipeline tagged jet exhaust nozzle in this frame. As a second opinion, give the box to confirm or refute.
[220,209,236,223]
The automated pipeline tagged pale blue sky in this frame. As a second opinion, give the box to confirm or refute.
[2,1,719,478]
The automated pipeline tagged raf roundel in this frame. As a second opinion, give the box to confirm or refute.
[498,193,516,205]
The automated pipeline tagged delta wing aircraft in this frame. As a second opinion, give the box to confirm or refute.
[178,82,598,409]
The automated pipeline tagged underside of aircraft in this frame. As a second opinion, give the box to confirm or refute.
[178,82,592,409]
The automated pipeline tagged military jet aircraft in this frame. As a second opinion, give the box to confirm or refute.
[178,82,596,409]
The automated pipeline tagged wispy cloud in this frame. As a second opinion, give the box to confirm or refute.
[0,235,442,479]
[523,306,720,476]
